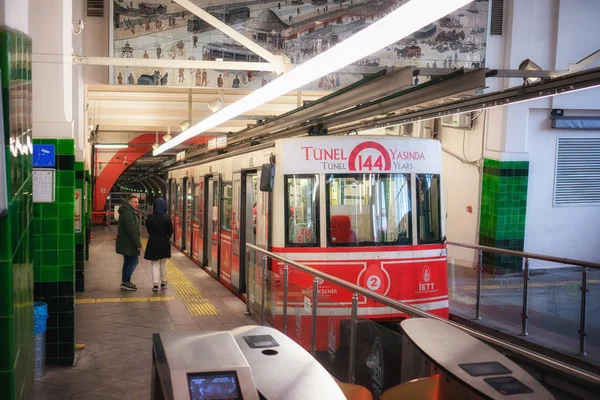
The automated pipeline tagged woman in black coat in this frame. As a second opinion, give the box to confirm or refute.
[144,197,174,292]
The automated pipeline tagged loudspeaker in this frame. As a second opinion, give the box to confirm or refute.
[259,163,275,192]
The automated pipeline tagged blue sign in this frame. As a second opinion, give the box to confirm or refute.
[33,144,55,167]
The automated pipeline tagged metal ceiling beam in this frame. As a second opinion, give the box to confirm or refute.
[172,0,284,67]
[327,66,600,133]
[73,56,290,72]
[236,68,486,142]
[227,67,415,145]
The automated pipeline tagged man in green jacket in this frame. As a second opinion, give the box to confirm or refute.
[116,195,143,291]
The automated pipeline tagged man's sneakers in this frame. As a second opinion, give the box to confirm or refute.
[120,281,137,291]
[152,284,159,292]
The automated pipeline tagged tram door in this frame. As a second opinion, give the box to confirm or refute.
[204,174,220,274]
[230,173,242,290]
[184,178,193,255]
[175,182,183,249]
[168,179,176,244]
[191,181,203,264]
[219,182,233,286]
[240,171,258,293]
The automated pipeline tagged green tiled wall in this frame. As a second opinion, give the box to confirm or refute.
[32,138,75,366]
[0,30,34,400]
[479,159,529,273]
[75,162,85,292]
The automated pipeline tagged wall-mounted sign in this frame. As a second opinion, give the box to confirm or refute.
[33,169,55,203]
[32,144,55,167]
[75,189,82,233]
[176,150,186,161]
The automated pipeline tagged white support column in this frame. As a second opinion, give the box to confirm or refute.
[30,0,74,140]
[173,0,283,66]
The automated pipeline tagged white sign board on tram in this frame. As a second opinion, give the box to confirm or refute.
[279,136,442,174]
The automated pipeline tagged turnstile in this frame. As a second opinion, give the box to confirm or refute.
[151,325,346,400]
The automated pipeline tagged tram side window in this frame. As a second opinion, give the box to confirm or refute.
[326,174,412,246]
[220,183,233,232]
[416,174,442,244]
[285,175,319,246]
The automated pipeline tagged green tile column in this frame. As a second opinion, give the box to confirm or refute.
[0,30,34,400]
[32,138,75,366]
[75,162,85,292]
[479,159,529,274]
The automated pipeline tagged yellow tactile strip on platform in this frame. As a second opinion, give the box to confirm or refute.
[165,259,218,316]
[76,297,175,304]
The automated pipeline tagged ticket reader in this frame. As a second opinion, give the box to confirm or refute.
[152,325,346,400]
[398,319,554,400]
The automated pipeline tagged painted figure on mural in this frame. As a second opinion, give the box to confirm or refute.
[217,74,223,88]
[117,72,123,84]
[202,69,208,86]
[193,35,198,48]
[143,50,149,59]
[156,46,162,59]
[127,73,135,85]
[179,68,185,83]
[232,76,240,88]
[195,69,202,86]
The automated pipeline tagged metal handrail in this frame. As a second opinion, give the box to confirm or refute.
[447,241,600,269]
[447,241,595,356]
[245,243,600,387]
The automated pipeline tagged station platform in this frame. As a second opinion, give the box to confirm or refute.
[33,226,259,400]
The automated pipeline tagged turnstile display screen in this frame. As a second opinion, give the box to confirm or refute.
[459,362,512,377]
[484,376,534,395]
[188,371,242,400]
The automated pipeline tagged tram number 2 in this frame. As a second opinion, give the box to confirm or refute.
[366,275,382,291]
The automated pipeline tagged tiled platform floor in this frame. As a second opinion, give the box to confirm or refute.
[34,226,258,400]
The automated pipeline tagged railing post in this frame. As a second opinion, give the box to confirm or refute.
[261,255,267,326]
[245,248,251,316]
[579,267,589,356]
[520,257,530,336]
[348,293,358,384]
[283,264,289,335]
[311,277,319,357]
[475,250,483,320]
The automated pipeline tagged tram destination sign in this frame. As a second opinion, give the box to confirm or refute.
[279,137,442,174]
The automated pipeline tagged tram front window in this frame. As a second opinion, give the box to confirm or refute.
[326,174,412,246]
[285,175,319,246]
[416,174,442,244]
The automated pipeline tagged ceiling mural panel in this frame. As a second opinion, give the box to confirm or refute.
[111,0,489,90]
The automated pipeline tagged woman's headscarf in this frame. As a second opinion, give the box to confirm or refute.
[153,197,167,215]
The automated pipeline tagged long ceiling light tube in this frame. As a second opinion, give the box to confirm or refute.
[153,0,472,156]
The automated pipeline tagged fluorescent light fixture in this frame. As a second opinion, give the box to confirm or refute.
[95,144,128,149]
[153,0,471,156]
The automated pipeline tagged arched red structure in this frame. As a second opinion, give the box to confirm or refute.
[92,133,210,224]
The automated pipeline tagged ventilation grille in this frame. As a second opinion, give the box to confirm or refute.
[87,0,104,17]
[490,0,504,36]
[554,137,600,206]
